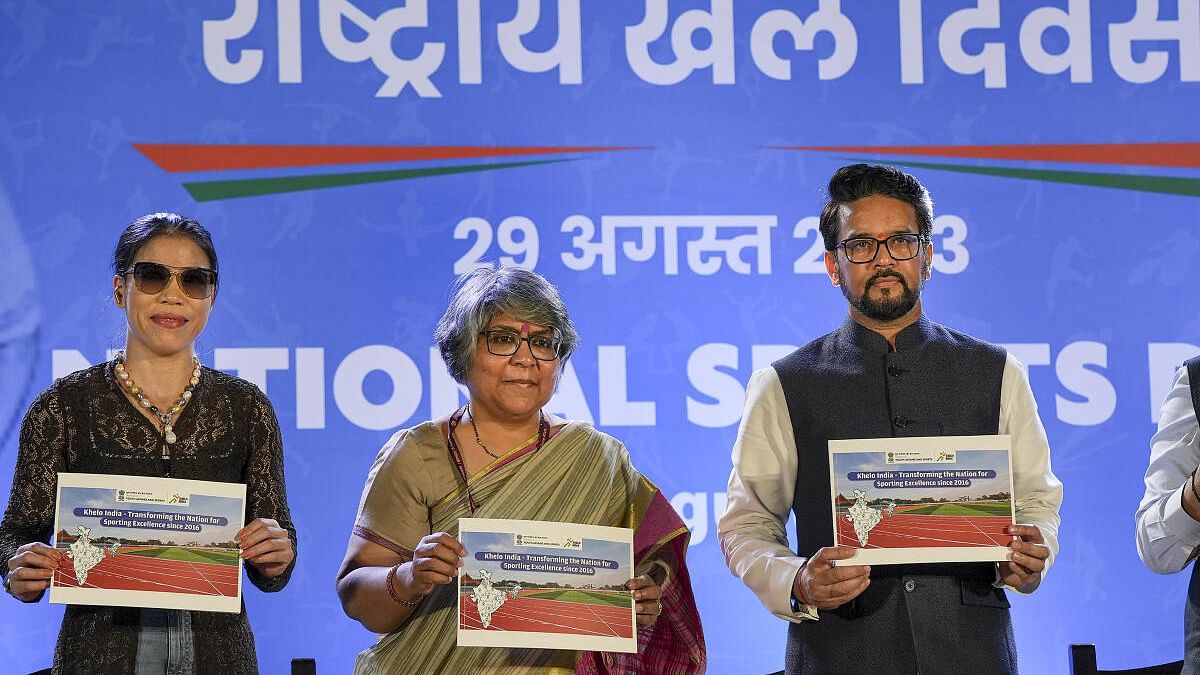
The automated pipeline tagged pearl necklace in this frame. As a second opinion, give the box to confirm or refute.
[114,354,200,445]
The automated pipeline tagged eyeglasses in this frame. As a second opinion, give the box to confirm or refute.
[122,261,218,300]
[479,329,562,361]
[835,234,925,264]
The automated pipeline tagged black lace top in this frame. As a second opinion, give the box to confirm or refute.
[0,361,297,674]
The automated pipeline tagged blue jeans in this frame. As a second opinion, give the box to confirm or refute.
[135,609,195,675]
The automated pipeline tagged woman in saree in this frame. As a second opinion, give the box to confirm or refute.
[336,267,705,673]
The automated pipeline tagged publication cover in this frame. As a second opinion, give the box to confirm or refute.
[50,472,246,613]
[828,435,1015,565]
[457,518,636,653]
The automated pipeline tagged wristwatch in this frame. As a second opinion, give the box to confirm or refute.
[2,572,12,596]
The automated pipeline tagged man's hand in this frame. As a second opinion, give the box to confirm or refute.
[794,546,870,610]
[999,524,1048,594]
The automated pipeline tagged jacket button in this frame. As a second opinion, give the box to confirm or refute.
[887,365,900,376]
[893,415,908,428]
[904,579,916,592]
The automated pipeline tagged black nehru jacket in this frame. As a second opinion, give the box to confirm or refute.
[773,316,1017,675]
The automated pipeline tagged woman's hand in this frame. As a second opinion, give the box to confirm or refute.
[395,532,465,598]
[627,574,663,628]
[5,542,64,602]
[238,518,294,579]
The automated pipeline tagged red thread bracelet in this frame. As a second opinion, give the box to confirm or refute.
[794,565,814,606]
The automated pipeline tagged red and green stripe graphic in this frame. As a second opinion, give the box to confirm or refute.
[133,144,646,202]
[774,143,1200,197]
[139,141,1200,201]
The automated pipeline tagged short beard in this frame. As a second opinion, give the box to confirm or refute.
[842,270,920,321]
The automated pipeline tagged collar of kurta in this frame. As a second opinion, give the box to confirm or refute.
[838,314,935,354]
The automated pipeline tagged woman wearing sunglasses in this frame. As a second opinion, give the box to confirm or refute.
[0,212,296,673]
[336,267,705,673]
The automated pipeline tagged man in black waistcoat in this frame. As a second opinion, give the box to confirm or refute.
[717,164,1062,675]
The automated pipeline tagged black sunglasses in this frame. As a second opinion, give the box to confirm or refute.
[123,261,218,300]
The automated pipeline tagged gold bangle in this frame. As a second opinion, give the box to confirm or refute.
[385,562,425,607]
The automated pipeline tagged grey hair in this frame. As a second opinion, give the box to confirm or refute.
[435,267,580,384]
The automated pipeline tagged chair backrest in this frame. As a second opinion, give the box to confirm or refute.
[1071,643,1098,675]
[1070,643,1183,675]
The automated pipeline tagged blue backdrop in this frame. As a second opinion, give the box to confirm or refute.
[3,2,1200,672]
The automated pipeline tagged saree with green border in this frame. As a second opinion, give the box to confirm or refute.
[352,420,705,674]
